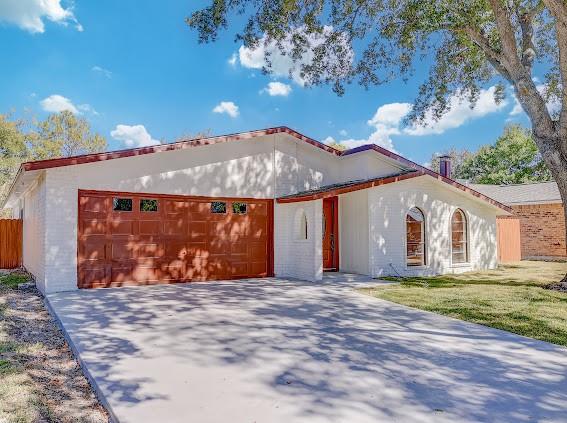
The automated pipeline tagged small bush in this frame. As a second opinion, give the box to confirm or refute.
[0,273,30,289]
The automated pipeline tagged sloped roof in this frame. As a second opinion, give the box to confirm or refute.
[3,126,511,212]
[277,170,421,202]
[469,182,561,205]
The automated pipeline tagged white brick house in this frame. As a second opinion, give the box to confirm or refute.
[2,127,511,294]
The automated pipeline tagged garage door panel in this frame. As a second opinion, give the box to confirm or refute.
[139,220,160,235]
[110,264,134,283]
[189,221,207,240]
[163,219,187,235]
[250,261,268,276]
[81,195,108,213]
[231,262,249,277]
[81,237,106,261]
[81,219,107,236]
[136,243,164,259]
[111,242,135,260]
[78,191,272,288]
[110,220,136,235]
[79,266,107,288]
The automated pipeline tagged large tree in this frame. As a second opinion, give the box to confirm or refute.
[459,124,552,183]
[29,111,106,160]
[0,111,106,213]
[431,124,551,183]
[188,0,567,283]
[0,114,29,216]
[429,147,473,179]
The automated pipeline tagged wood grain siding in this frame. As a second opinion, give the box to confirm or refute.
[0,219,22,268]
[497,216,522,262]
[78,190,274,288]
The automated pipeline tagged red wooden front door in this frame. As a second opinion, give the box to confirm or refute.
[322,197,338,270]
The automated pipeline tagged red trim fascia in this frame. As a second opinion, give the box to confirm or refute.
[342,144,512,213]
[21,126,341,172]
[15,125,510,213]
[277,171,424,203]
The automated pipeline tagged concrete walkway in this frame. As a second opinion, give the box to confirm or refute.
[47,277,567,423]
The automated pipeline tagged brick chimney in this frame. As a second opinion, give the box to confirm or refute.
[439,155,452,178]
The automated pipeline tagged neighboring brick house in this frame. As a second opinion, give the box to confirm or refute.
[470,182,566,260]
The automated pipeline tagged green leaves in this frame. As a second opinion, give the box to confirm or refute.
[458,124,552,184]
[0,111,106,211]
[28,111,107,161]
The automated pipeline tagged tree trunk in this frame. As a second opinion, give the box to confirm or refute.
[534,135,567,285]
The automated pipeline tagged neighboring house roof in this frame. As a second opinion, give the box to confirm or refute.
[277,170,421,203]
[3,126,511,213]
[469,182,562,206]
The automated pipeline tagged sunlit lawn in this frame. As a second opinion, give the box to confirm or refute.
[361,261,567,347]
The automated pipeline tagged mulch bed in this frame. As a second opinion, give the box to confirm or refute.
[0,274,109,423]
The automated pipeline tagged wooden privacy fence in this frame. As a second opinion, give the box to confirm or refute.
[497,216,522,262]
[0,219,23,269]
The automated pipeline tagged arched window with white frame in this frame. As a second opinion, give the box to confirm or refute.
[406,207,426,266]
[451,209,468,264]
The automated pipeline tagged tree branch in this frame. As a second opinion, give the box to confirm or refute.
[461,27,512,80]
[543,0,567,27]
[554,18,567,156]
[488,0,522,71]
[517,6,536,69]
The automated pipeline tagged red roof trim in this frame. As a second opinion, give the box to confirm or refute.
[277,171,424,203]
[21,126,341,172]
[342,144,512,213]
[17,125,510,212]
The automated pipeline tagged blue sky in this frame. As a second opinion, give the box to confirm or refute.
[0,0,532,166]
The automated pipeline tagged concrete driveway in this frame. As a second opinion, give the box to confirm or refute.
[47,277,567,423]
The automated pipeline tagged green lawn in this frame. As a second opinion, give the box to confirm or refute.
[361,261,567,347]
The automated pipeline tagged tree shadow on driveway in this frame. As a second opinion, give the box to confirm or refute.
[48,278,567,423]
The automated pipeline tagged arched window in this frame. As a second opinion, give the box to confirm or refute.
[296,210,308,240]
[451,209,468,263]
[406,207,426,266]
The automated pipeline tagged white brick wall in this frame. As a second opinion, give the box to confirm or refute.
[20,133,500,292]
[43,166,80,293]
[274,201,323,281]
[339,190,370,274]
[367,176,498,277]
[22,173,46,292]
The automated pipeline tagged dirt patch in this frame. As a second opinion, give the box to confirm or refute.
[0,276,108,423]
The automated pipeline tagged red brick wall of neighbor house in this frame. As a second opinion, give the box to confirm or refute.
[511,203,567,259]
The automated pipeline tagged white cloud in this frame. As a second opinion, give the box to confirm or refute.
[212,101,239,118]
[110,124,159,148]
[404,86,507,135]
[261,81,292,97]
[237,26,353,86]
[40,94,97,115]
[227,53,237,67]
[92,65,112,78]
[40,94,79,114]
[77,104,98,115]
[323,85,506,153]
[0,0,82,33]
[339,129,348,137]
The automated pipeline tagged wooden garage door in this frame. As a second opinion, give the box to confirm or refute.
[78,190,273,288]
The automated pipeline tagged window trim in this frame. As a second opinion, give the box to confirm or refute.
[113,197,133,212]
[405,206,427,268]
[232,202,247,214]
[450,208,470,266]
[295,209,309,241]
[140,198,159,212]
[210,201,227,214]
